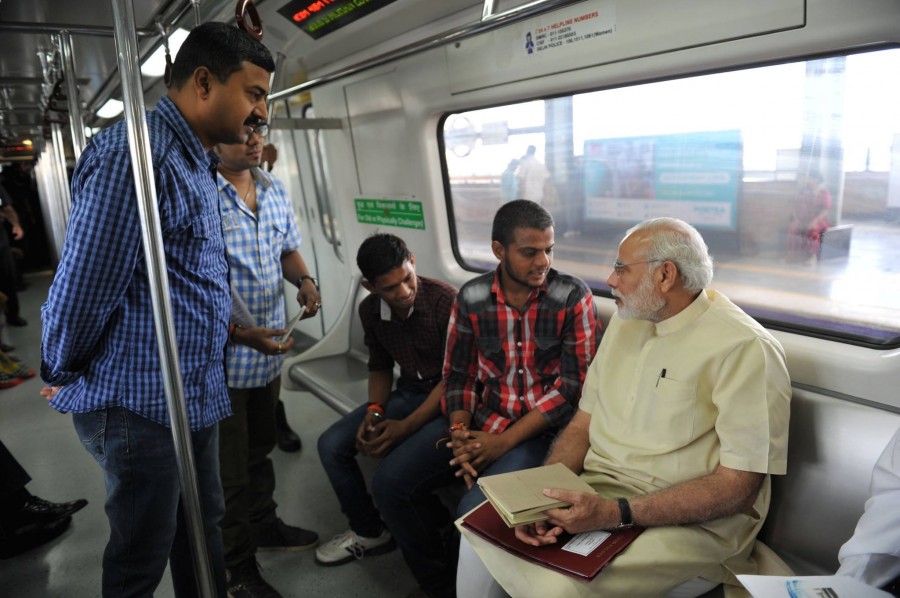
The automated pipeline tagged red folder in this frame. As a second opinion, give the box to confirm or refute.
[461,501,644,581]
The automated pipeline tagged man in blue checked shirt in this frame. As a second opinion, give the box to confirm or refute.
[40,23,277,597]
[214,128,322,597]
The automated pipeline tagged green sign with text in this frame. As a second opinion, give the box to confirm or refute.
[355,198,425,230]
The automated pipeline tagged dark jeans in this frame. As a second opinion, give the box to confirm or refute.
[73,407,227,598]
[375,417,551,594]
[0,437,31,536]
[0,436,30,497]
[218,377,279,568]
[317,387,433,538]
[454,434,554,518]
[0,244,19,319]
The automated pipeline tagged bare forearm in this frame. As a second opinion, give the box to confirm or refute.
[448,409,472,428]
[281,250,312,284]
[2,206,20,228]
[545,465,766,533]
[496,408,549,453]
[629,466,764,527]
[402,381,445,432]
[367,369,393,405]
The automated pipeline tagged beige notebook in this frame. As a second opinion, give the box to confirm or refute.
[477,463,596,527]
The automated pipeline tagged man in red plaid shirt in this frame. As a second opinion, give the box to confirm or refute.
[443,199,600,517]
[369,200,599,598]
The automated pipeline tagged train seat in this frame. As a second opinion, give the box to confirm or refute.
[758,389,900,576]
[290,284,900,589]
[288,278,372,415]
[667,389,899,597]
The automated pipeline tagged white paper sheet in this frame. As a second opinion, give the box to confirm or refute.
[737,575,892,598]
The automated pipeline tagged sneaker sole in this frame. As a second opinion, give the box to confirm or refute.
[314,538,397,567]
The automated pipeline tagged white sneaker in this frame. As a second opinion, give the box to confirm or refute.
[314,529,396,566]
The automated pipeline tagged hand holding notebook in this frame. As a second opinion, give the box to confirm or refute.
[461,500,643,580]
[477,463,597,527]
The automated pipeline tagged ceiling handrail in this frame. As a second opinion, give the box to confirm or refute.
[267,0,584,103]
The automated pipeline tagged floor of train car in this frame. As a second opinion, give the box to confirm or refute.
[0,273,417,597]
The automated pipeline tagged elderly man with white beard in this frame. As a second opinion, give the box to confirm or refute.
[457,217,792,598]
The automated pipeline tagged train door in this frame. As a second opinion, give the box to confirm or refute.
[268,94,352,347]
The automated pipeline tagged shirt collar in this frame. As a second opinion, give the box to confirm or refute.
[216,166,272,209]
[379,298,411,321]
[490,266,549,307]
[378,275,429,322]
[654,289,711,337]
[156,96,220,170]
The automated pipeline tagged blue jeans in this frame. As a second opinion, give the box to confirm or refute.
[74,407,227,598]
[317,387,436,537]
[455,434,554,518]
[318,388,459,592]
[374,423,551,594]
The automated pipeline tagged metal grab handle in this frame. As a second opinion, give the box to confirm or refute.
[235,0,263,40]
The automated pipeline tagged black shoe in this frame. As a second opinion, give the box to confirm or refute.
[0,515,72,559]
[276,427,301,453]
[0,343,14,352]
[275,401,301,453]
[20,494,88,526]
[6,316,26,327]
[226,557,282,598]
[256,518,318,552]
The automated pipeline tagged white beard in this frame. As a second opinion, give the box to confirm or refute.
[613,272,665,320]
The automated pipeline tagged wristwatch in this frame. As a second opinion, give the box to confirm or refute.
[616,497,635,529]
[297,275,318,289]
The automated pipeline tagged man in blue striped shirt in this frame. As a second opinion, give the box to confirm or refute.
[214,128,322,597]
[40,23,275,597]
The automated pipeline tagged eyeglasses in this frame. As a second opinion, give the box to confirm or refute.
[245,123,269,142]
[612,259,663,276]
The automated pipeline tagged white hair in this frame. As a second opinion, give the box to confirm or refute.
[626,218,714,292]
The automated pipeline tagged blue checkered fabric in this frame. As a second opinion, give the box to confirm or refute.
[218,168,302,388]
[41,96,233,430]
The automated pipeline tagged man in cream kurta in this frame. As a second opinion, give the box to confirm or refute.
[458,217,791,598]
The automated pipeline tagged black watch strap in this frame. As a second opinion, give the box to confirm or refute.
[616,497,635,529]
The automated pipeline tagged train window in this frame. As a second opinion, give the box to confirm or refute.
[441,48,900,347]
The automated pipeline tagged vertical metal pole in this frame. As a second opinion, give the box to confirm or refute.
[50,122,72,228]
[108,0,216,596]
[190,0,203,27]
[265,52,280,123]
[59,30,86,160]
[482,0,498,20]
[34,149,67,263]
